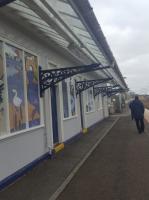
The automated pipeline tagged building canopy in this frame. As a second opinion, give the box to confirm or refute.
[0,0,127,90]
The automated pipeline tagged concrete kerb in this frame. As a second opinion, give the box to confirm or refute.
[49,117,120,200]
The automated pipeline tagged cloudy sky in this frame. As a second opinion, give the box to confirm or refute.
[89,0,149,94]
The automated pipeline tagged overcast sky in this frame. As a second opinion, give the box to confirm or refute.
[89,0,149,94]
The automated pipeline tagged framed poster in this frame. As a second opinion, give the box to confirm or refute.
[5,44,26,132]
[0,42,7,135]
[25,52,40,127]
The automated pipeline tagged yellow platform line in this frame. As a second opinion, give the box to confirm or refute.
[54,143,64,153]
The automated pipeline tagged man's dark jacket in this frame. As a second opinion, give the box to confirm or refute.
[131,99,144,119]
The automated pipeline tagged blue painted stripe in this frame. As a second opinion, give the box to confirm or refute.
[64,132,82,145]
[0,152,51,191]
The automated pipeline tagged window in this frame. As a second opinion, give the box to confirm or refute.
[69,78,76,116]
[0,41,41,136]
[0,42,7,136]
[96,94,102,110]
[62,78,77,118]
[25,52,40,127]
[5,44,26,132]
[62,80,69,118]
[86,88,95,112]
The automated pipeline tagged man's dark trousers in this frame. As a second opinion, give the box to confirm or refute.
[135,117,144,133]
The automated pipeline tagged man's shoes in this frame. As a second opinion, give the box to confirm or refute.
[139,130,145,134]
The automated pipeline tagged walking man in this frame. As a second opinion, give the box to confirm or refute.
[131,96,145,134]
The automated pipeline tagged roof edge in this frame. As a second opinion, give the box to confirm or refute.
[70,0,127,88]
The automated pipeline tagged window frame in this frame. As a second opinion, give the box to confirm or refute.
[0,41,9,135]
[62,77,77,120]
[0,38,44,138]
[85,87,95,113]
[97,93,103,110]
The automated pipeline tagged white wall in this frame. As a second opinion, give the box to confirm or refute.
[63,97,82,141]
[85,109,104,128]
[0,127,45,181]
[63,117,82,141]
[103,96,109,118]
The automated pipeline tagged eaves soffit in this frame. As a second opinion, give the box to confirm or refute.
[0,0,126,85]
[0,0,93,64]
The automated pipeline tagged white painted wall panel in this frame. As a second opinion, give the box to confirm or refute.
[63,117,82,141]
[103,96,109,118]
[85,109,104,128]
[0,127,45,181]
[63,98,82,141]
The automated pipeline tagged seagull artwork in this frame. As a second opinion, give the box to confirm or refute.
[12,89,22,108]
[12,89,23,131]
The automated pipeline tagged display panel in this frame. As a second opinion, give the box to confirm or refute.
[0,42,7,135]
[5,44,26,132]
[25,52,40,127]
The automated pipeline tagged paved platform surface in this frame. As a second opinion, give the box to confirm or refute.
[57,116,149,200]
[0,117,118,200]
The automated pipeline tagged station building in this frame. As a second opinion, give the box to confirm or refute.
[0,0,127,188]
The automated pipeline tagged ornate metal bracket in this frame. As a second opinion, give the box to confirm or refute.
[39,63,110,97]
[0,0,16,7]
[93,85,120,97]
[75,77,113,95]
[94,86,110,97]
[105,88,125,97]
